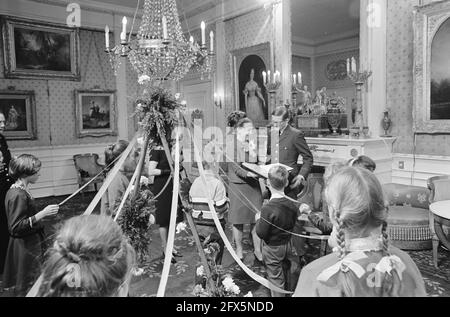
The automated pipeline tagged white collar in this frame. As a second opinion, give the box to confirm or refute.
[270,192,285,200]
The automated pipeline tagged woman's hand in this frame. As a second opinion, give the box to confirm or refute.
[299,203,312,215]
[36,205,59,222]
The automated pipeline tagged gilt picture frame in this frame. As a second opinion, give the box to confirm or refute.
[413,1,450,133]
[75,90,117,138]
[0,90,37,140]
[1,16,81,81]
[231,42,273,128]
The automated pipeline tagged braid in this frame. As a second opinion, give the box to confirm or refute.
[381,220,390,256]
[336,212,346,260]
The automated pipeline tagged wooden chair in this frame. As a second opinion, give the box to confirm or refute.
[73,154,105,200]
[427,175,450,268]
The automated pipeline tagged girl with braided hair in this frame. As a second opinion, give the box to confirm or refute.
[293,167,426,297]
[36,215,136,297]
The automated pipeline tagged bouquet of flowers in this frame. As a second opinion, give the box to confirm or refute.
[116,182,156,263]
[193,239,252,297]
[134,87,185,142]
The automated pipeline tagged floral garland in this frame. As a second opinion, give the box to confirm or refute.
[134,86,185,142]
[116,180,156,263]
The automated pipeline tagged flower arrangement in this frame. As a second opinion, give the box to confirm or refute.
[134,87,185,142]
[116,182,156,263]
[192,238,252,297]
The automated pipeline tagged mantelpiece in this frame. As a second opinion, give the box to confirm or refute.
[299,137,397,184]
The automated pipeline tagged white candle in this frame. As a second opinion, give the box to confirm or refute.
[352,57,357,74]
[346,58,350,74]
[200,21,206,45]
[210,31,214,52]
[298,72,302,85]
[105,25,109,49]
[262,71,267,85]
[267,70,271,84]
[189,36,194,44]
[162,16,168,39]
[121,16,127,41]
[293,74,297,85]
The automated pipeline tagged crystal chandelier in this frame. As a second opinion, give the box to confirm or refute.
[105,0,215,82]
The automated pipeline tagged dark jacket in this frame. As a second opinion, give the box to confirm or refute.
[278,126,313,180]
[256,197,298,246]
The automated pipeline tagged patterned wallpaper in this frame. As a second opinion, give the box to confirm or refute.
[0,28,137,148]
[387,0,450,155]
[224,6,274,116]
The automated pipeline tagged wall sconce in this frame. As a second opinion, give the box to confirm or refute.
[214,93,222,109]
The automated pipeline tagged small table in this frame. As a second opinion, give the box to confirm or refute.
[429,200,450,268]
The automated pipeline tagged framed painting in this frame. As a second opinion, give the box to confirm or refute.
[413,2,450,133]
[75,90,117,138]
[0,90,37,140]
[231,42,273,127]
[1,16,80,80]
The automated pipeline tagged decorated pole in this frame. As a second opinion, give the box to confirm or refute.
[132,133,151,201]
[157,123,218,296]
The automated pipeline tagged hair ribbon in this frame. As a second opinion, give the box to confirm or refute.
[317,251,368,282]
[375,255,406,281]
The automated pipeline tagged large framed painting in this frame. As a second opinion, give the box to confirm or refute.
[75,90,117,138]
[413,2,450,133]
[231,42,273,127]
[0,90,37,140]
[1,16,80,80]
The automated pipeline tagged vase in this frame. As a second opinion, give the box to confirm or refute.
[381,111,392,137]
[326,107,342,137]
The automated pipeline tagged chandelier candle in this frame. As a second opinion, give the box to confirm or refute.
[262,71,267,85]
[121,16,127,42]
[298,72,302,86]
[105,25,109,49]
[201,21,206,46]
[210,31,214,52]
[162,16,168,39]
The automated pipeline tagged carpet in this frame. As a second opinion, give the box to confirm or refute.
[1,193,448,297]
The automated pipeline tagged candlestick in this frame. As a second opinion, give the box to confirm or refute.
[298,72,302,86]
[162,16,168,39]
[267,71,271,84]
[293,74,297,85]
[105,25,109,49]
[210,31,214,52]
[201,21,206,45]
[262,71,267,85]
[351,57,357,74]
[347,58,350,75]
[121,17,127,42]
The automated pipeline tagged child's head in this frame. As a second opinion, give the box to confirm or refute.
[325,167,389,257]
[9,154,42,183]
[202,161,212,171]
[37,215,136,297]
[348,155,376,172]
[105,140,138,175]
[268,165,289,191]
[323,161,348,185]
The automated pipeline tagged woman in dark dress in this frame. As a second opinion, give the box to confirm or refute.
[3,155,59,296]
[0,112,13,275]
[228,118,263,261]
[148,137,183,261]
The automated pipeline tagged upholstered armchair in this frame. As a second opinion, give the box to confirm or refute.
[383,183,432,251]
[73,154,105,200]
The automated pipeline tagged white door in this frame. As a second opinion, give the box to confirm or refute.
[180,79,214,129]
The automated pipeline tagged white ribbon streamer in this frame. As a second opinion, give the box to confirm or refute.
[317,251,368,282]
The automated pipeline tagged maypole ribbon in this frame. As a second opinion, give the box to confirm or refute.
[83,134,138,216]
[156,130,181,297]
[188,129,293,295]
[113,165,140,223]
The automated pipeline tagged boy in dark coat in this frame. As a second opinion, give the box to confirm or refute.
[256,165,298,297]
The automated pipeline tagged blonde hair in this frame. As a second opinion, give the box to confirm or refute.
[9,154,42,180]
[324,167,389,259]
[37,215,136,297]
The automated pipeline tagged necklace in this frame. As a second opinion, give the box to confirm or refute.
[11,181,33,199]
